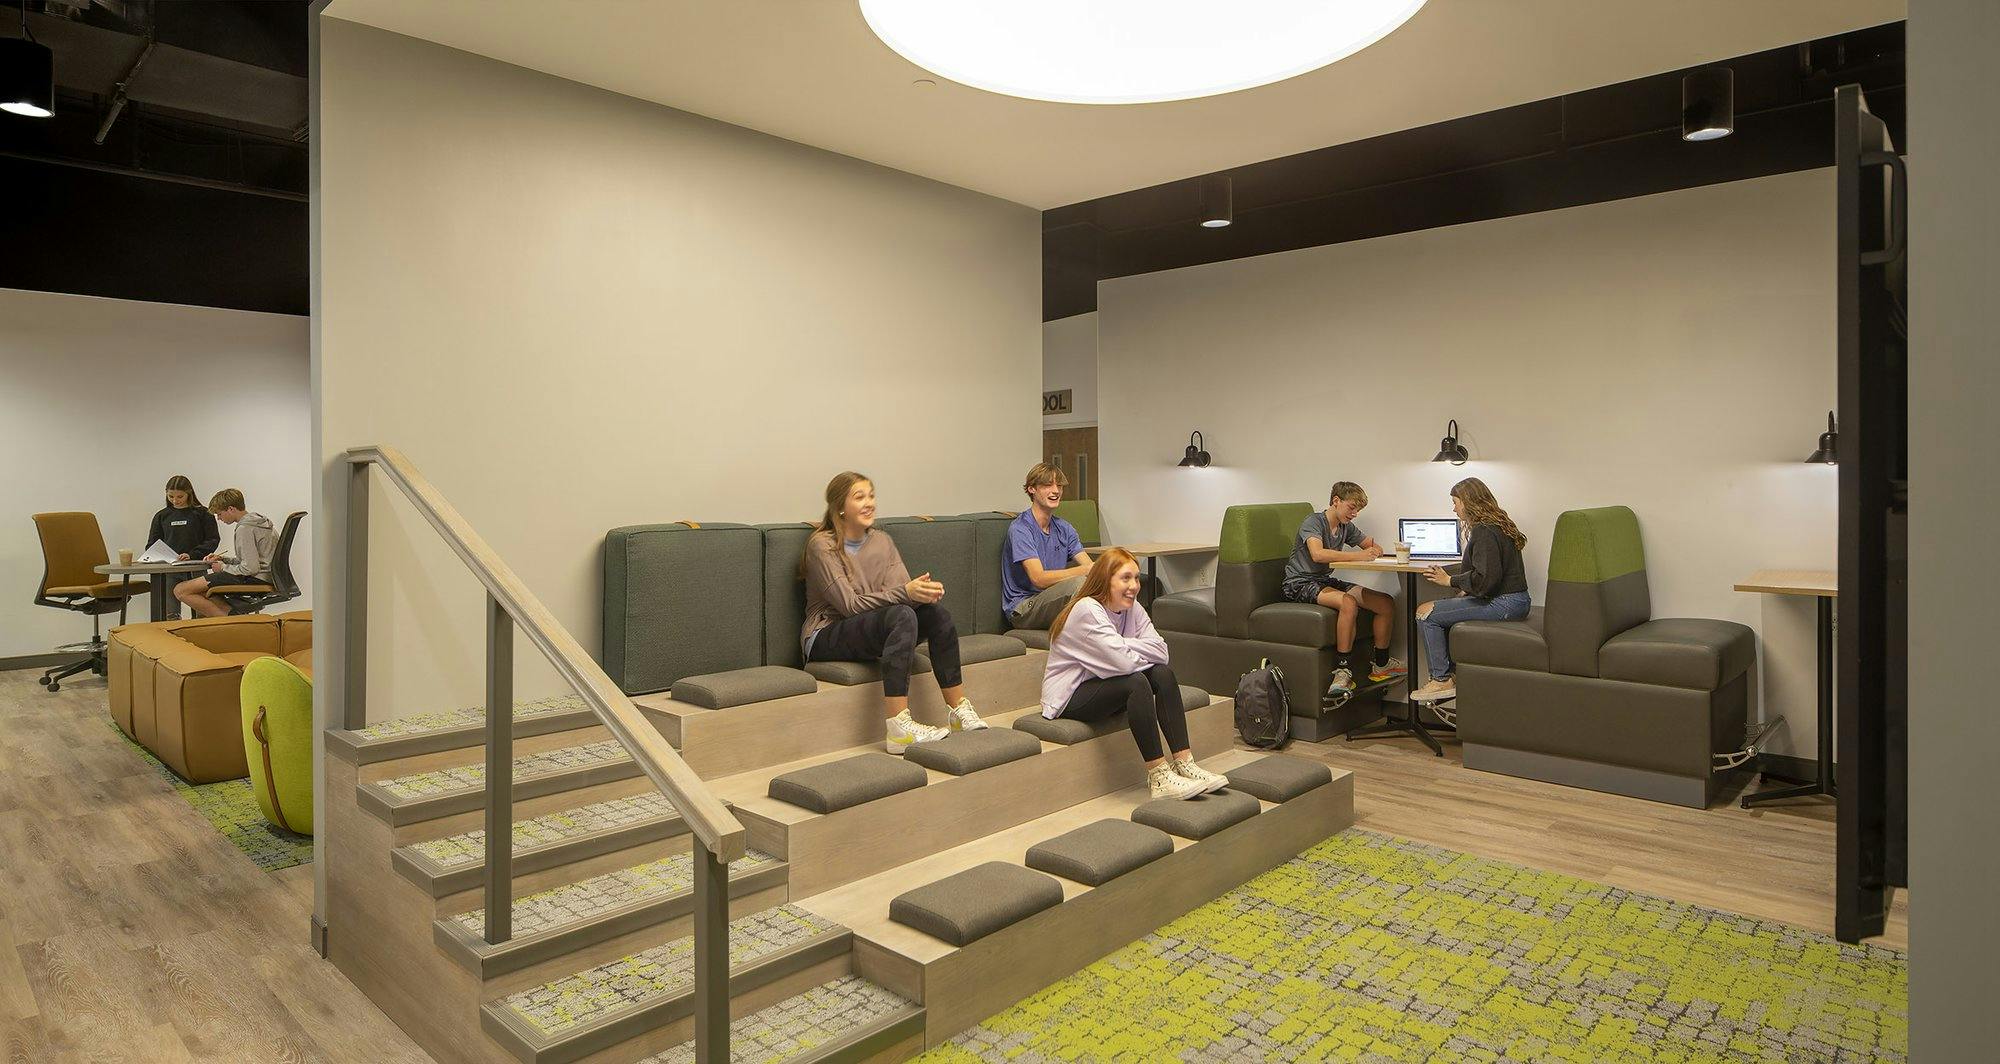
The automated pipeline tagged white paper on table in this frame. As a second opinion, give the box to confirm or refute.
[137,539,182,564]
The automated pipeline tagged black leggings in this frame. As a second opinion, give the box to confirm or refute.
[808,603,963,699]
[1059,664,1188,762]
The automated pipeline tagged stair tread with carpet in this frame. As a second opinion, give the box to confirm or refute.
[329,695,599,764]
[436,849,789,978]
[481,902,853,1064]
[393,791,697,897]
[359,738,639,826]
[635,975,923,1064]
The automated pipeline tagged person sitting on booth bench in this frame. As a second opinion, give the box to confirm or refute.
[1281,481,1404,695]
[1001,462,1094,632]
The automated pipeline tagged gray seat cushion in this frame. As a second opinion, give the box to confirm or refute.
[903,728,1042,775]
[767,752,927,813]
[889,861,1064,946]
[1151,588,1217,637]
[1180,685,1211,709]
[670,665,818,709]
[755,523,817,669]
[917,632,1026,668]
[1130,789,1261,840]
[1025,819,1175,886]
[1247,602,1339,647]
[1011,685,1211,745]
[1598,617,1756,691]
[1223,754,1332,803]
[1005,628,1050,651]
[603,523,765,695]
[803,656,932,686]
[1452,607,1548,673]
[956,511,1018,636]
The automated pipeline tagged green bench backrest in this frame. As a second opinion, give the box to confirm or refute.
[1215,502,1313,639]
[1543,506,1652,677]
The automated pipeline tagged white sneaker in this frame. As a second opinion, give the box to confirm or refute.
[1327,667,1355,696]
[1369,657,1408,681]
[885,710,949,754]
[946,699,989,731]
[1411,677,1457,702]
[1147,762,1207,801]
[1173,758,1230,794]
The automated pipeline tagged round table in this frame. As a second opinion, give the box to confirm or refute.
[95,560,213,622]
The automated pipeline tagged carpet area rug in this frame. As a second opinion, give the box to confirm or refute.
[112,722,313,872]
[923,830,1905,1063]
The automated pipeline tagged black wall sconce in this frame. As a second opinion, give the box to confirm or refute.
[1805,411,1838,464]
[1177,431,1211,467]
[1431,420,1469,465]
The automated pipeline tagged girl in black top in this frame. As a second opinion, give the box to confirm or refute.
[148,475,220,560]
[1413,477,1530,702]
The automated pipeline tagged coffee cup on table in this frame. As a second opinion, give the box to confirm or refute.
[118,548,134,566]
[1394,542,1411,564]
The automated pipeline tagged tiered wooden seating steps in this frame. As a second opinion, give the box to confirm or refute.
[794,750,1355,1047]
[324,703,921,1064]
[632,648,1047,777]
[710,696,1235,899]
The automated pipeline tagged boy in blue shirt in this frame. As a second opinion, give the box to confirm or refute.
[1002,463,1094,631]
[1283,481,1403,694]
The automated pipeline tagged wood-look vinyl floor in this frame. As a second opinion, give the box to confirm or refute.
[0,667,1903,1064]
[0,670,431,1064]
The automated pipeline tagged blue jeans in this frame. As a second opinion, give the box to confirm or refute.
[1418,591,1531,681]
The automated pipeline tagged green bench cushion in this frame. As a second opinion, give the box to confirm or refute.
[1025,819,1174,886]
[902,728,1042,776]
[767,752,927,814]
[1130,789,1261,840]
[889,861,1064,946]
[670,665,819,710]
[1222,754,1332,803]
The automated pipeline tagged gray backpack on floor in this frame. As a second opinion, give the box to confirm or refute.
[1234,659,1291,750]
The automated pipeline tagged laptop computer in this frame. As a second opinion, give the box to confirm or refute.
[1398,518,1462,561]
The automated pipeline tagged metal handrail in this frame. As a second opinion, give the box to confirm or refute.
[342,444,740,1063]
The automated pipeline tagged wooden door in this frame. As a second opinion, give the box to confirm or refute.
[1042,427,1099,500]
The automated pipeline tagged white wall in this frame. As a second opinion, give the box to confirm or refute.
[1098,170,1837,757]
[1,288,311,660]
[314,17,1041,725]
[1909,0,1998,1052]
[1042,312,1098,429]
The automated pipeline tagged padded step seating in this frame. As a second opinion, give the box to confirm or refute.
[392,791,695,898]
[481,902,852,1064]
[889,861,1064,946]
[1130,789,1261,840]
[635,975,924,1064]
[326,695,597,764]
[903,728,1041,775]
[1024,819,1175,887]
[1004,628,1050,651]
[768,753,927,814]
[791,749,1356,1045]
[357,738,638,827]
[802,655,931,686]
[435,849,788,978]
[916,631,1028,669]
[667,666,817,710]
[1224,754,1335,803]
[1011,684,1212,744]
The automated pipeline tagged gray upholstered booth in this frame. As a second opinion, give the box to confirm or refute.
[1150,503,1382,740]
[1451,506,1757,808]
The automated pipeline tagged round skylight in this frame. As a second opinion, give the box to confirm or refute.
[858,0,1429,106]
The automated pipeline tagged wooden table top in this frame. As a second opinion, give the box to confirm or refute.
[1735,569,1837,597]
[1091,542,1218,558]
[1337,557,1459,574]
[95,561,211,575]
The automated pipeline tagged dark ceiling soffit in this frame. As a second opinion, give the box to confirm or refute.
[1042,22,1904,321]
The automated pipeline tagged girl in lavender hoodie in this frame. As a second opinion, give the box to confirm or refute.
[1042,548,1230,801]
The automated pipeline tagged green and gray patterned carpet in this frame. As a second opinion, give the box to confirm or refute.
[113,722,313,872]
[925,831,1905,1063]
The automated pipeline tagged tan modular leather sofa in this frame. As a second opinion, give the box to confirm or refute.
[107,611,312,783]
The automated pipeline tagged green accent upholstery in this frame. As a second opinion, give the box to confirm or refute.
[603,523,764,695]
[955,512,1016,635]
[1547,506,1646,584]
[239,656,313,836]
[1218,503,1312,565]
[1053,499,1100,547]
[755,523,816,668]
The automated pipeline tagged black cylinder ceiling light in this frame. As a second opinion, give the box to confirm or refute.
[1198,174,1232,228]
[1,2,54,119]
[1431,420,1469,465]
[1682,67,1733,142]
[1805,411,1839,465]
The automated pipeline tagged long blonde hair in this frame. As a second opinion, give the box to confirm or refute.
[800,471,873,578]
[1451,477,1526,550]
[1047,548,1139,646]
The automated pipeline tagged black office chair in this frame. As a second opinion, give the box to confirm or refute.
[213,510,307,615]
[32,512,148,693]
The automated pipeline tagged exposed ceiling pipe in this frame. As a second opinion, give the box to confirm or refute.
[0,147,308,202]
[92,27,153,144]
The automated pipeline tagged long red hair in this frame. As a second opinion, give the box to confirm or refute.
[1047,548,1140,646]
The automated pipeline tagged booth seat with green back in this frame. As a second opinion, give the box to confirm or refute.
[1148,503,1382,740]
[1450,505,1757,808]
[602,513,1036,707]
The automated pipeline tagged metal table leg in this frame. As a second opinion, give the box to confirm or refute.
[1345,570,1446,756]
[1743,596,1837,807]
[149,573,172,622]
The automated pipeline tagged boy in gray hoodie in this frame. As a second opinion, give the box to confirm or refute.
[174,488,277,618]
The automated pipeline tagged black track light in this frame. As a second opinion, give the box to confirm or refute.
[1177,430,1211,468]
[1805,411,1838,465]
[1431,419,1469,465]
[1682,67,1732,142]
[1,3,53,119]
[1198,174,1232,229]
